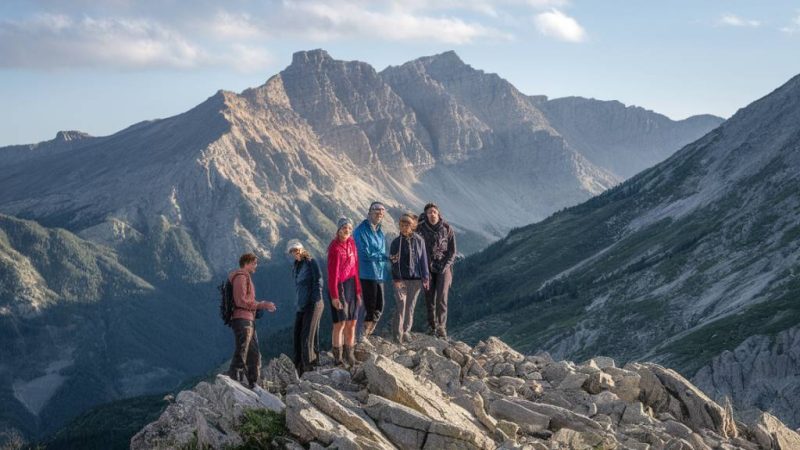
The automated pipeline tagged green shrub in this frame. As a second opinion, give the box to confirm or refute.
[234,409,287,450]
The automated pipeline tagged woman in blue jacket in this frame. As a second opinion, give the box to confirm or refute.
[288,239,324,375]
[389,213,430,343]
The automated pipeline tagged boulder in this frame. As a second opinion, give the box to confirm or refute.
[633,363,738,438]
[752,412,800,450]
[510,398,604,433]
[557,372,590,391]
[363,355,496,449]
[264,354,300,393]
[416,348,462,393]
[306,390,395,448]
[488,398,550,434]
[584,371,615,395]
[541,361,574,385]
[285,394,356,445]
[551,428,617,449]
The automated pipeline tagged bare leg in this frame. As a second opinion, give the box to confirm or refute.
[343,320,357,346]
[332,322,345,347]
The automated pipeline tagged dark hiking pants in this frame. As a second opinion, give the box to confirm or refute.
[361,279,385,323]
[228,319,260,386]
[293,301,324,372]
[424,269,452,332]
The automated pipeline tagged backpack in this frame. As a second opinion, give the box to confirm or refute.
[218,273,248,327]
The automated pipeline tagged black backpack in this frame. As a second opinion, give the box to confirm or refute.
[218,273,247,327]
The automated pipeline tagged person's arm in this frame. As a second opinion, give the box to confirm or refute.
[419,237,430,283]
[327,246,340,300]
[390,238,401,280]
[310,259,324,304]
[442,227,457,272]
[353,240,363,296]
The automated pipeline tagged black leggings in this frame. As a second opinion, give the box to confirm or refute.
[360,279,384,322]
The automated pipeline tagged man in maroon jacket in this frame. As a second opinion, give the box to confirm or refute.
[226,253,276,388]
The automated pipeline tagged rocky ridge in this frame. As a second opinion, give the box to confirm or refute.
[692,326,800,432]
[132,335,800,449]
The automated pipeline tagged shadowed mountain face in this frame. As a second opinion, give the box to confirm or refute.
[451,73,800,427]
[0,49,721,441]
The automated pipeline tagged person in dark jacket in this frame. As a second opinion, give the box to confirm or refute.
[417,203,456,339]
[288,239,324,376]
[389,213,429,343]
[226,253,277,388]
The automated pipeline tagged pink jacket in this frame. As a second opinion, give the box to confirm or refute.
[327,237,362,300]
[228,269,270,321]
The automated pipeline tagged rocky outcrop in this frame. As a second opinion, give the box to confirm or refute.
[130,375,284,449]
[134,335,799,449]
[692,326,800,429]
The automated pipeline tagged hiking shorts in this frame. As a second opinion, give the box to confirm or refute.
[330,276,358,323]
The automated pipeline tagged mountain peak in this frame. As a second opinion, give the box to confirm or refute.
[54,130,91,142]
[291,49,333,66]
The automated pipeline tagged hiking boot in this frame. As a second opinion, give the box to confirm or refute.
[332,346,344,367]
[436,327,447,339]
[226,368,244,383]
[364,321,377,338]
[426,326,436,336]
[343,345,357,367]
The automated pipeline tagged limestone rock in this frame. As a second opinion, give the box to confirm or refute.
[489,398,550,434]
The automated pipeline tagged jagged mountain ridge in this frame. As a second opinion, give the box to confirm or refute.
[450,73,800,426]
[0,49,722,441]
[536,96,724,178]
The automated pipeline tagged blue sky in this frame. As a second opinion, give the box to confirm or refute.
[0,0,798,146]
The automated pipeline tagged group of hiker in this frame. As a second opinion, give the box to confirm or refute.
[225,202,457,388]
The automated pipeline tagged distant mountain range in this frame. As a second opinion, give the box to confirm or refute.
[451,72,800,428]
[0,49,721,442]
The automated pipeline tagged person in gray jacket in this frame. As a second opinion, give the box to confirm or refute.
[288,239,324,376]
[389,213,430,343]
[417,203,456,339]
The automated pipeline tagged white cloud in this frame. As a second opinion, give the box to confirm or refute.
[283,0,511,44]
[0,14,206,69]
[210,11,265,40]
[780,12,800,34]
[527,0,570,8]
[533,8,586,42]
[718,14,761,28]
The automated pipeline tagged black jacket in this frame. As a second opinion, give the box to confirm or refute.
[292,258,323,311]
[390,233,430,281]
[417,213,457,274]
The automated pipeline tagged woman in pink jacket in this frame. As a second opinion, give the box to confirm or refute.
[327,217,362,367]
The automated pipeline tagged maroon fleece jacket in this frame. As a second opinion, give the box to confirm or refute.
[229,269,270,321]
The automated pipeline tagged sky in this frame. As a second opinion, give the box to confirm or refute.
[0,0,798,146]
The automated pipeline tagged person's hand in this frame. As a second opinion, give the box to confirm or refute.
[264,301,277,312]
[356,294,363,307]
[390,253,399,263]
[332,298,342,310]
[423,280,430,290]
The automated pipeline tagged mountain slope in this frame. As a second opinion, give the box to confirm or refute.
[537,96,724,178]
[450,73,800,426]
[0,215,229,439]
